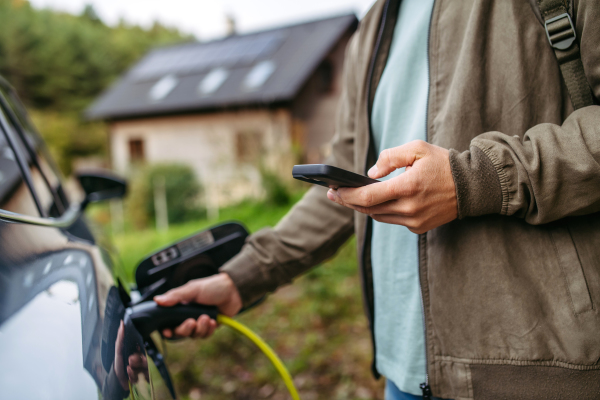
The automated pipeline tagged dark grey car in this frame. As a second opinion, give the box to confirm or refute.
[0,77,168,400]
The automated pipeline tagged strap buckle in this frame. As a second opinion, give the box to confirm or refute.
[544,13,576,50]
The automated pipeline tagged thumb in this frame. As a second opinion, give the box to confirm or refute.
[154,282,198,307]
[368,141,425,179]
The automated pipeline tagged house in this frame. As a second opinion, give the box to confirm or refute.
[86,13,358,206]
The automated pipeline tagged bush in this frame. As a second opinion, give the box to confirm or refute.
[260,167,291,206]
[126,164,204,229]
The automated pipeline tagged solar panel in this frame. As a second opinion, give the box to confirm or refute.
[130,32,286,81]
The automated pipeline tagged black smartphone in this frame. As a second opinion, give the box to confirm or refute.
[292,164,378,189]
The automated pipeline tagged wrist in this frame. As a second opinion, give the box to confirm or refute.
[218,272,242,316]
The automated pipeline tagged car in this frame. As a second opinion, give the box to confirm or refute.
[0,76,277,400]
[0,76,175,400]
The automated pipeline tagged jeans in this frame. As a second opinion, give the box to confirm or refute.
[385,380,451,400]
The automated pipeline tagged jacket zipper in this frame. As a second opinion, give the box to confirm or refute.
[419,1,436,398]
[364,0,436,397]
[361,0,391,380]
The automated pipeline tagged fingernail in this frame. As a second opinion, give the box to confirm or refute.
[327,189,335,200]
[153,295,164,302]
[368,165,378,176]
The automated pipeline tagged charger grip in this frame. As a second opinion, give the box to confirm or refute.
[125,301,218,338]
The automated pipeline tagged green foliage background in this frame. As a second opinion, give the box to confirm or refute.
[125,164,205,229]
[0,0,192,174]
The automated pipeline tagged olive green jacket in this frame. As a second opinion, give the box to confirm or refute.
[222,0,600,398]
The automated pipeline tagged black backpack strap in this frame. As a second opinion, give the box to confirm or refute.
[536,0,594,109]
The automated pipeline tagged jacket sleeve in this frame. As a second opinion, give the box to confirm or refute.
[449,1,600,225]
[220,32,362,306]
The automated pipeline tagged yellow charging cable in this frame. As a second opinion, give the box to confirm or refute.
[216,314,300,400]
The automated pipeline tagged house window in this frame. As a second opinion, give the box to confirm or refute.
[149,74,178,102]
[243,60,276,91]
[235,132,262,164]
[199,68,229,95]
[129,138,145,163]
[317,60,334,93]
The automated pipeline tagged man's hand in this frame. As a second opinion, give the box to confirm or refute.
[154,272,242,339]
[327,140,457,234]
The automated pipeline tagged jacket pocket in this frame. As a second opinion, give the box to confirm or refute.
[549,225,593,315]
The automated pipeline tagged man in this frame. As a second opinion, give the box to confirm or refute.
[155,0,600,398]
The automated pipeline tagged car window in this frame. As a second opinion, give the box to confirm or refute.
[0,83,67,216]
[0,122,40,217]
[0,106,58,218]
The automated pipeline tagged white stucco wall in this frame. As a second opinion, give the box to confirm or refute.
[109,108,294,207]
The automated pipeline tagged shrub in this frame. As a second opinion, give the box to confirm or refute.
[126,163,204,229]
[260,167,291,206]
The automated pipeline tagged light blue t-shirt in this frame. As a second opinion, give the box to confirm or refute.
[370,0,434,396]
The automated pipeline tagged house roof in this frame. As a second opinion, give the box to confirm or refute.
[85,13,357,120]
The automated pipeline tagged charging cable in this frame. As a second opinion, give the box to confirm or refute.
[126,301,301,399]
[217,314,300,400]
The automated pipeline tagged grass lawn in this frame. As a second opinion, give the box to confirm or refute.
[101,192,385,400]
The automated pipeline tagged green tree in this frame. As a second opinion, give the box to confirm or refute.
[81,4,101,24]
[0,0,192,111]
[0,0,194,174]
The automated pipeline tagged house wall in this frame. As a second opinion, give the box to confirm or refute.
[109,108,293,207]
[291,28,355,164]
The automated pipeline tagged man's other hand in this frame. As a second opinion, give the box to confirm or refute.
[327,140,457,234]
[153,272,242,339]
